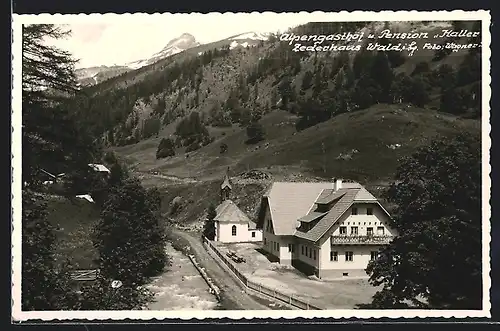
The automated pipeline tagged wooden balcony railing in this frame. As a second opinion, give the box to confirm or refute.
[331,235,393,245]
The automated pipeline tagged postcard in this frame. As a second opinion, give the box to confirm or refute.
[11,10,491,322]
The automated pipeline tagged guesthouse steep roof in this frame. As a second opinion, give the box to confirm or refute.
[264,182,334,236]
[262,180,391,243]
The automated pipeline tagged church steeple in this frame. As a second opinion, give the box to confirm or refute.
[220,167,232,202]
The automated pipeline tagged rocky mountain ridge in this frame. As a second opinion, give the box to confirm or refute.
[75,31,271,86]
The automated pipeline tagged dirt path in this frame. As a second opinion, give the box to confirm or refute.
[170,229,273,310]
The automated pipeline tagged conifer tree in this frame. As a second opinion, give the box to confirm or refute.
[22,24,99,192]
[203,204,217,240]
[22,190,78,310]
[156,137,176,159]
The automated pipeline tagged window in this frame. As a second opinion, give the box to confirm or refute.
[367,227,373,236]
[288,243,294,253]
[231,225,237,236]
[305,247,308,256]
[264,238,267,245]
[352,207,358,215]
[313,249,316,260]
[309,248,312,258]
[377,226,385,235]
[339,226,347,235]
[367,207,373,215]
[345,251,353,262]
[301,245,304,255]
[370,251,378,261]
[252,231,256,238]
[351,226,358,235]
[330,251,338,261]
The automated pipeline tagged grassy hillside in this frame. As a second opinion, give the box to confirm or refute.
[235,104,480,181]
[115,104,479,182]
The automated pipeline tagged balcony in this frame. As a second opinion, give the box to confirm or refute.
[331,235,394,245]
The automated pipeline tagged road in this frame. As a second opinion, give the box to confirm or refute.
[170,228,274,310]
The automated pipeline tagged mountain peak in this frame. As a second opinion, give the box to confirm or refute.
[180,32,195,38]
[164,32,198,50]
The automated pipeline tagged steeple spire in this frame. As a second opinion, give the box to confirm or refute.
[220,167,232,202]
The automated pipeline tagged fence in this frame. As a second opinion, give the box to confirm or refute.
[202,236,322,310]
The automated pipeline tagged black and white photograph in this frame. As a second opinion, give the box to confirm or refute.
[11,10,490,321]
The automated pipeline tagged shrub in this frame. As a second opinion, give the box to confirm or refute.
[156,138,175,159]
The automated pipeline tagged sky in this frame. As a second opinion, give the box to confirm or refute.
[45,12,327,69]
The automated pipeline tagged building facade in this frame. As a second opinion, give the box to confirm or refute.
[259,179,396,278]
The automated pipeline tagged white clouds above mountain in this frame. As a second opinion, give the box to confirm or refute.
[45,12,330,68]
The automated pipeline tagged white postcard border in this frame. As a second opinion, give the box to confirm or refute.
[11,10,492,322]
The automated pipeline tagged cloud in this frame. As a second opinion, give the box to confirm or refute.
[47,12,327,68]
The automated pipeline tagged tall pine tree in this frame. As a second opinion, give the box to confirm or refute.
[21,24,97,310]
[22,24,99,193]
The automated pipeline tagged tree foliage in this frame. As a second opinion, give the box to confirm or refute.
[156,137,176,159]
[93,177,169,289]
[175,111,212,151]
[219,143,228,154]
[21,24,101,310]
[245,119,266,144]
[203,204,217,240]
[78,276,154,310]
[22,24,100,193]
[364,133,482,309]
[22,190,78,310]
[84,160,168,310]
